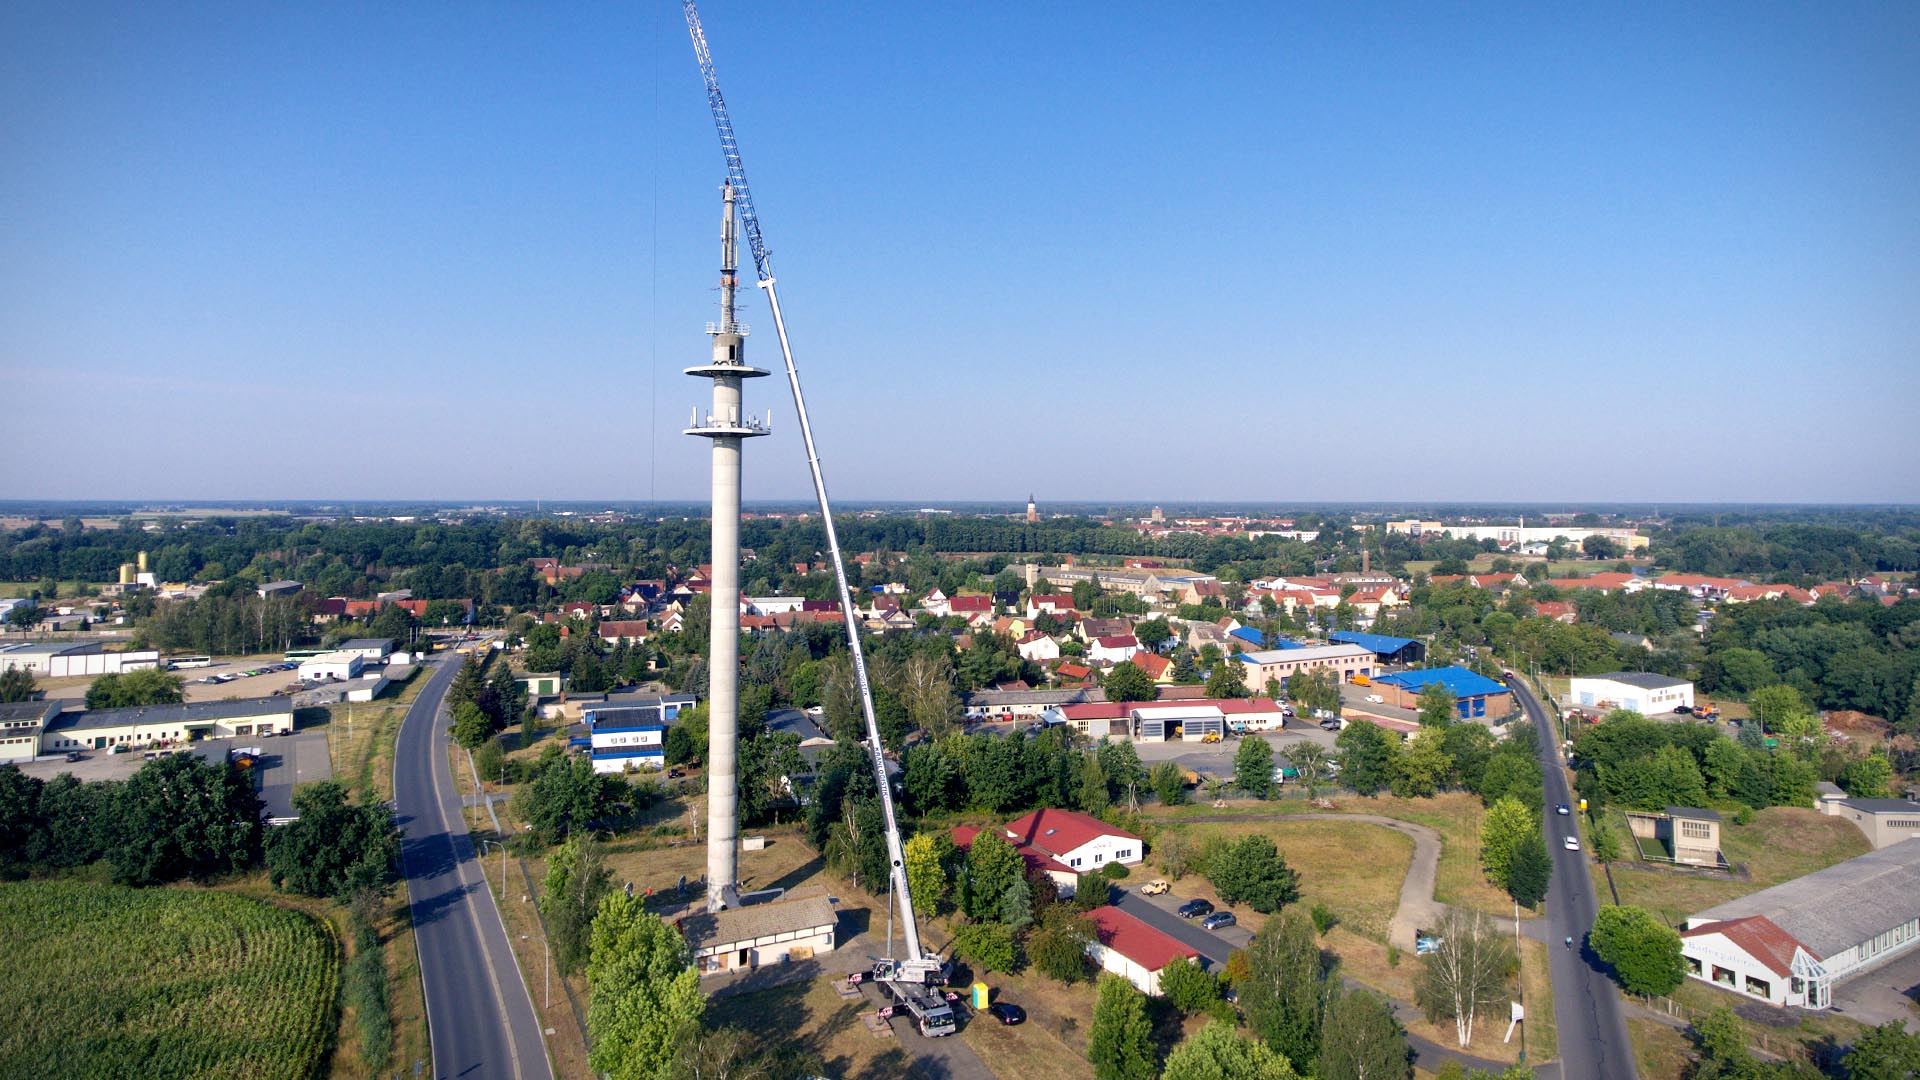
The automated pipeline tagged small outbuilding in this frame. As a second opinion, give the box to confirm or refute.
[678,891,837,976]
[1086,905,1202,995]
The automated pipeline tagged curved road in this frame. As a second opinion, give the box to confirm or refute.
[1513,675,1637,1080]
[395,656,553,1080]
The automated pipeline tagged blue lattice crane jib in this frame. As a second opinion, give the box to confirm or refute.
[682,1,772,281]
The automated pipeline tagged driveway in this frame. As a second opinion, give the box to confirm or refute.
[1830,947,1920,1031]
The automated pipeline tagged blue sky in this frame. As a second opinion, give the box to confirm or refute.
[3,2,1916,503]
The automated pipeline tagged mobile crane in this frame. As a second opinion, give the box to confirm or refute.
[681,1,953,1034]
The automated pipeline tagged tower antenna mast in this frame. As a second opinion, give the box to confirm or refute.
[682,0,938,981]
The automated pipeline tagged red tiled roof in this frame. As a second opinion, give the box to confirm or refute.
[1003,808,1139,863]
[1054,662,1093,680]
[1095,635,1139,650]
[1032,594,1074,608]
[1087,906,1201,972]
[1682,916,1805,976]
[1532,600,1575,619]
[597,620,649,638]
[1131,652,1171,678]
[1658,574,1749,589]
[949,595,993,612]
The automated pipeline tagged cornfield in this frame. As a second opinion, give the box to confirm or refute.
[0,879,337,1079]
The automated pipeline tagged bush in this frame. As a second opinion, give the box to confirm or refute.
[1158,955,1222,1015]
[1205,835,1299,914]
[1101,862,1131,881]
[949,922,1019,974]
[1030,911,1095,983]
[1310,902,1338,935]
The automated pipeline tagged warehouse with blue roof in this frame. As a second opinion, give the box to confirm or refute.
[1374,666,1514,722]
[1328,630,1426,665]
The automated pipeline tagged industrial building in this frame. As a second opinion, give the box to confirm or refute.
[40,698,295,754]
[0,641,161,677]
[334,638,396,662]
[577,694,697,774]
[1235,643,1376,691]
[1817,793,1920,850]
[1373,666,1514,722]
[0,700,63,764]
[1681,839,1920,1010]
[1568,672,1695,717]
[1328,630,1427,666]
[299,651,366,682]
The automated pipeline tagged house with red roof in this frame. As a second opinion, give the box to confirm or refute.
[1722,584,1816,605]
[1654,574,1751,600]
[950,808,1144,899]
[1088,635,1141,666]
[1085,905,1203,995]
[1531,600,1577,623]
[1052,661,1095,687]
[596,620,651,646]
[1545,572,1642,595]
[1129,651,1173,683]
[1026,594,1076,619]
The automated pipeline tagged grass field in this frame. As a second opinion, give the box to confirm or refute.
[1628,1016,1695,1080]
[1154,819,1414,942]
[0,879,338,1079]
[954,967,1097,1080]
[1595,806,1871,926]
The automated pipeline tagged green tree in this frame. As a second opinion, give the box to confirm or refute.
[586,893,704,1080]
[450,701,495,750]
[1841,754,1895,799]
[1589,905,1684,997]
[1239,909,1327,1073]
[1750,684,1819,738]
[1134,617,1173,653]
[965,828,1025,920]
[949,921,1018,974]
[1207,835,1300,914]
[1206,655,1251,699]
[1104,661,1155,703]
[1292,743,1332,801]
[0,667,36,703]
[108,753,263,885]
[1506,836,1552,908]
[1153,760,1189,806]
[1172,647,1201,684]
[1030,908,1095,983]
[1478,796,1536,892]
[1235,736,1275,799]
[1161,1020,1301,1080]
[903,831,953,919]
[448,653,484,711]
[513,752,630,845]
[1336,721,1399,796]
[263,781,400,899]
[1843,1021,1920,1080]
[1390,728,1452,798]
[1418,683,1458,728]
[1317,989,1412,1080]
[1158,955,1222,1015]
[1001,875,1035,933]
[84,668,185,710]
[543,835,613,976]
[1079,750,1111,815]
[1589,822,1623,865]
[1087,973,1157,1080]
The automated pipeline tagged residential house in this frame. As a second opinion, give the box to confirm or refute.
[1017,632,1062,663]
[1129,651,1173,684]
[952,808,1143,898]
[1026,594,1076,619]
[1078,617,1134,642]
[1088,635,1142,666]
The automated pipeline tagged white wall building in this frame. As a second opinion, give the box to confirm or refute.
[1681,839,1920,1009]
[0,642,161,677]
[1085,905,1203,995]
[40,698,295,753]
[299,651,366,683]
[335,638,395,662]
[1569,672,1695,716]
[679,892,837,976]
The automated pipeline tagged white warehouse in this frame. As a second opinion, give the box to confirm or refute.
[1568,672,1694,716]
[299,651,366,682]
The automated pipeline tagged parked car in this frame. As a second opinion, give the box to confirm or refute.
[1563,836,1581,851]
[1140,879,1170,896]
[1555,803,1571,816]
[1177,899,1214,919]
[1365,694,1384,704]
[1201,911,1237,931]
[64,751,84,762]
[987,1002,1026,1026]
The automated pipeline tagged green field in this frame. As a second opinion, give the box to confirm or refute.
[0,880,338,1079]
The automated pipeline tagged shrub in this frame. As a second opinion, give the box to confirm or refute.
[1101,862,1131,880]
[949,922,1018,974]
[1310,902,1339,935]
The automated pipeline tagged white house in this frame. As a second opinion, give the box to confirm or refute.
[1680,839,1920,1009]
[1087,635,1141,666]
[745,596,806,616]
[1016,633,1062,663]
[953,808,1143,899]
[581,694,693,773]
[1569,672,1695,716]
[1086,905,1203,995]
[335,638,396,662]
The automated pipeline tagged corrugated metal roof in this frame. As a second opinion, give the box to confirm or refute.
[1691,838,1920,959]
[1376,666,1510,699]
[1329,630,1420,654]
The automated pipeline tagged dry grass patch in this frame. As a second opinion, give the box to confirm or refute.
[1628,1016,1696,1080]
[1158,820,1412,942]
[1333,792,1515,916]
[1327,926,1526,1065]
[957,967,1096,1080]
[708,977,916,1080]
[1602,806,1871,926]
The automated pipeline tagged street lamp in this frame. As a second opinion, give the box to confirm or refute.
[479,839,506,897]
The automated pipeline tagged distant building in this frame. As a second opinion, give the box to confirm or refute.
[581,694,696,774]
[1235,644,1376,690]
[256,580,304,599]
[1568,672,1694,716]
[1819,796,1920,850]
[0,700,62,764]
[335,638,396,662]
[41,698,294,753]
[0,641,160,677]
[299,651,366,683]
[1328,630,1426,666]
[1681,839,1920,1009]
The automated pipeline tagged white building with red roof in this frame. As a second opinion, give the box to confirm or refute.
[1085,904,1202,995]
[951,808,1143,898]
[1681,839,1920,1009]
[1088,635,1142,666]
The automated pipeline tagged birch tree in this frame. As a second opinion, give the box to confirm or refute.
[1414,909,1514,1048]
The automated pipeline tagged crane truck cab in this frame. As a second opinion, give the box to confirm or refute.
[876,968,957,1037]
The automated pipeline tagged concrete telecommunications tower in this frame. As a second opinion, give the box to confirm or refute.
[686,181,769,912]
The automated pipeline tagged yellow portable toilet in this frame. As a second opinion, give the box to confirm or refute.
[971,983,989,1010]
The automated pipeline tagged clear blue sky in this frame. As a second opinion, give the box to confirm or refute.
[3,2,1916,504]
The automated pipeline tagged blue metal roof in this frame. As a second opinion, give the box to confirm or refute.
[1229,626,1265,646]
[1329,630,1420,655]
[1376,665,1509,699]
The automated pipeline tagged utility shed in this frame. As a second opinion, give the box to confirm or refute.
[1682,838,1920,1009]
[1130,705,1224,742]
[678,892,837,976]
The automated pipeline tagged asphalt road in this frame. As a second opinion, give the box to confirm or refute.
[1514,675,1637,1080]
[396,656,553,1080]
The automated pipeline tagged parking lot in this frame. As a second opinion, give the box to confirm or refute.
[17,728,331,821]
[179,658,304,702]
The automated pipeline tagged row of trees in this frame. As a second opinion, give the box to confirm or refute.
[1334,717,1546,806]
[448,653,529,749]
[1572,709,1820,813]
